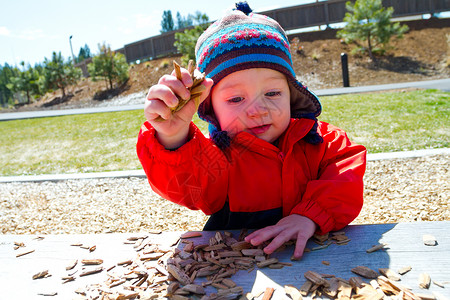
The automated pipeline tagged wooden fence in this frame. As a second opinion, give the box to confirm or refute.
[78,0,449,67]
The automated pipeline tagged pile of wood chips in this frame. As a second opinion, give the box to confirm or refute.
[65,230,438,300]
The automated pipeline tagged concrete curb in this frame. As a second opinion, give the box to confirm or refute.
[316,78,450,96]
[1,148,448,183]
[0,104,143,121]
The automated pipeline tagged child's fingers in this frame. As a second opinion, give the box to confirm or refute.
[144,99,172,121]
[147,83,180,108]
[158,74,191,102]
[261,231,291,255]
[170,67,193,88]
[292,234,308,260]
[245,226,280,246]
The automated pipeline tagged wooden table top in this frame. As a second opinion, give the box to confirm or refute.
[1,221,449,299]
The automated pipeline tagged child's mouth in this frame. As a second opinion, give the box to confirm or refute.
[249,124,270,135]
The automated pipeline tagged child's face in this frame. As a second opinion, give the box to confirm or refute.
[211,68,291,144]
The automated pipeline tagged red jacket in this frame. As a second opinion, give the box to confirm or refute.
[137,118,366,234]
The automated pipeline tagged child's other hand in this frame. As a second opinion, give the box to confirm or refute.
[144,67,213,149]
[245,214,317,260]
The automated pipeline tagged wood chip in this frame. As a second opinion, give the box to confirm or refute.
[182,284,206,295]
[268,263,284,269]
[377,276,421,300]
[323,278,339,298]
[167,264,191,286]
[300,280,313,296]
[314,233,329,242]
[241,249,264,256]
[216,286,244,298]
[423,234,437,246]
[398,265,412,275]
[349,276,364,289]
[180,231,203,239]
[14,241,25,248]
[230,241,253,251]
[37,292,57,296]
[366,243,387,253]
[61,276,75,284]
[337,281,352,299]
[354,283,383,299]
[212,282,229,290]
[221,278,237,288]
[32,270,50,280]
[171,295,189,300]
[419,273,431,289]
[16,249,35,257]
[140,252,165,260]
[262,287,274,300]
[432,280,445,288]
[415,293,436,300]
[351,266,379,279]
[304,270,329,287]
[311,242,332,251]
[378,268,401,281]
[256,258,278,268]
[218,250,242,258]
[79,267,103,277]
[166,282,180,296]
[81,259,103,265]
[117,259,132,266]
[66,259,78,271]
[284,285,302,300]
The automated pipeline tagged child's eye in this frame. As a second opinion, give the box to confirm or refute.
[227,97,244,103]
[265,91,282,97]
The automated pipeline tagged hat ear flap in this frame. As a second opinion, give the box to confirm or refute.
[288,81,321,118]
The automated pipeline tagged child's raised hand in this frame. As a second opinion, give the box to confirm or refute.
[144,66,213,149]
[244,214,317,260]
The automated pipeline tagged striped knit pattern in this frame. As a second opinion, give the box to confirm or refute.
[194,6,322,146]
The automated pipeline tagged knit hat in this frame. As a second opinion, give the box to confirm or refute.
[195,2,322,148]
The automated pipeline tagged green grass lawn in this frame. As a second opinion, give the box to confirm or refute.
[0,89,448,176]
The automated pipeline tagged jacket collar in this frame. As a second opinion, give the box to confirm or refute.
[279,118,316,152]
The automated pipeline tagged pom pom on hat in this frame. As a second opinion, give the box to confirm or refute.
[235,1,253,15]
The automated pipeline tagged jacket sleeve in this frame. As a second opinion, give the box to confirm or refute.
[290,122,367,235]
[136,121,229,215]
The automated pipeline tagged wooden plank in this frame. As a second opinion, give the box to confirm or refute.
[0,232,181,299]
[1,222,449,299]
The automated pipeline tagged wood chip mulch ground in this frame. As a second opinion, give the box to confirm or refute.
[1,155,448,234]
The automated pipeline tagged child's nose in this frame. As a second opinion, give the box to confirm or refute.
[246,98,269,118]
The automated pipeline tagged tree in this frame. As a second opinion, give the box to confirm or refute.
[176,12,193,30]
[7,62,41,104]
[174,12,209,65]
[87,43,129,90]
[161,10,175,33]
[337,0,408,61]
[42,52,81,97]
[77,44,92,63]
[0,64,15,106]
[0,63,18,107]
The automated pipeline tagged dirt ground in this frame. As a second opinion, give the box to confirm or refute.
[6,18,450,111]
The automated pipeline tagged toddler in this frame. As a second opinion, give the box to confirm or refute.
[137,2,366,259]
